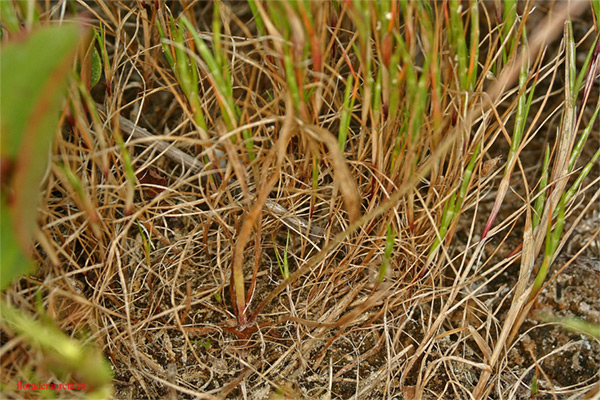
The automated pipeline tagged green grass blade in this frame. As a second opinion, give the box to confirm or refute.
[181,16,236,130]
[429,191,457,258]
[455,143,480,212]
[338,74,354,151]
[247,0,265,36]
[378,225,396,283]
[156,18,174,68]
[565,146,600,206]
[500,0,517,64]
[533,145,550,230]
[449,0,468,90]
[573,35,598,98]
[0,1,20,34]
[569,102,599,171]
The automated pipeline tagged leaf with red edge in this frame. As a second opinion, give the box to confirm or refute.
[0,23,83,289]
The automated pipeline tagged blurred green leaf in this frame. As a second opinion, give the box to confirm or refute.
[0,23,82,289]
[1,22,81,165]
[542,313,600,339]
[1,299,113,397]
[0,199,32,290]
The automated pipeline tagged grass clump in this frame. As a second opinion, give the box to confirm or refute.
[1,1,599,399]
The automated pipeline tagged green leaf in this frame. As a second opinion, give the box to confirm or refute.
[90,46,102,88]
[0,198,33,290]
[0,23,82,289]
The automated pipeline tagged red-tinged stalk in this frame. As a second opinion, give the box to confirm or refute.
[467,0,479,90]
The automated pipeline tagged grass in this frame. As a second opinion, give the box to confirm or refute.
[1,1,599,399]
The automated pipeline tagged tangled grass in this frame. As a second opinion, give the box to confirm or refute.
[1,1,599,399]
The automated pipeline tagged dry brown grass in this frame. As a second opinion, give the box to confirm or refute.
[1,1,599,399]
